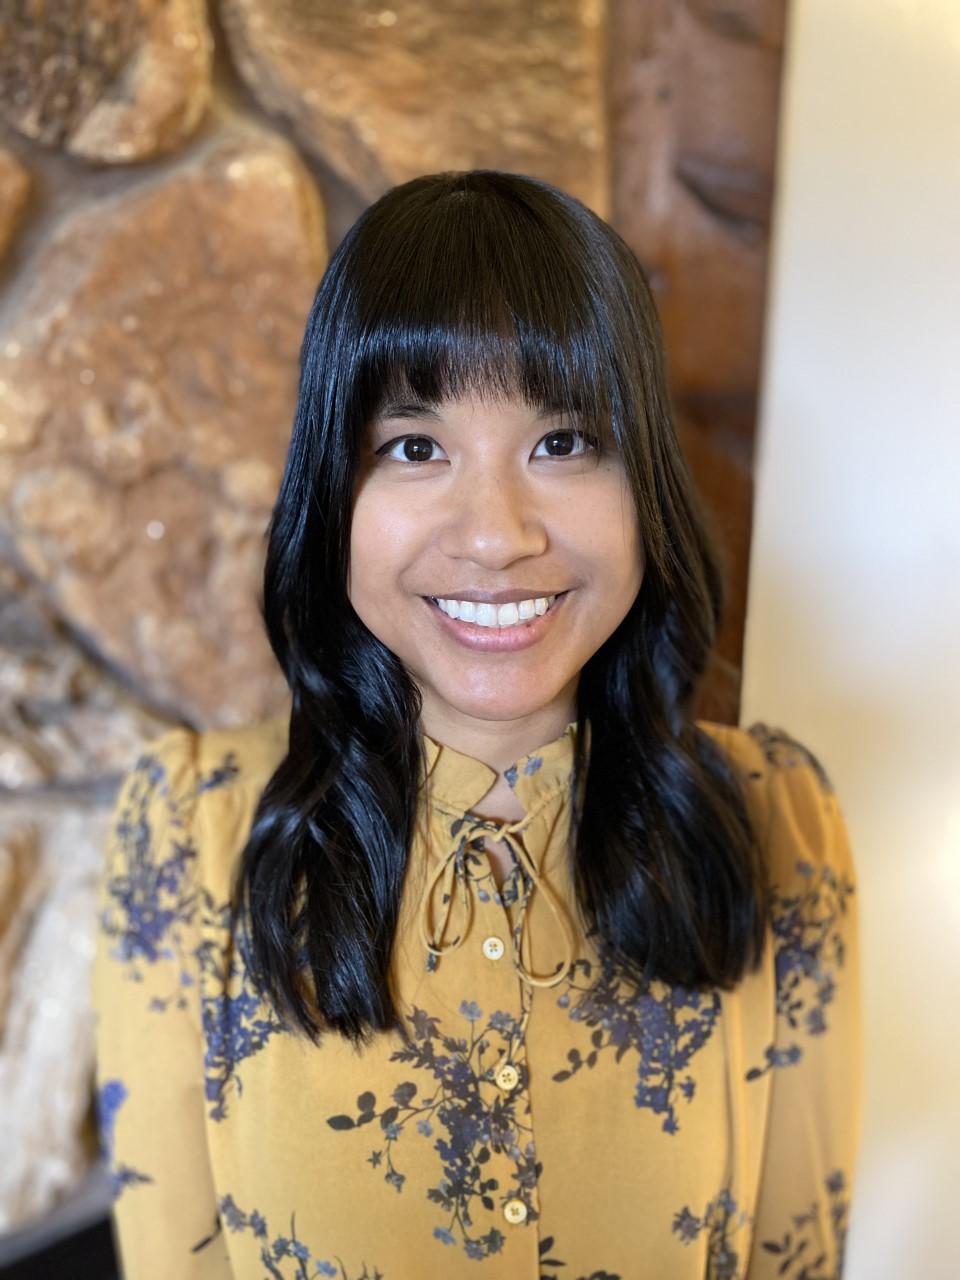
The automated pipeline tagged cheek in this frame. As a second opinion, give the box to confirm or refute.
[581,476,644,582]
[615,477,645,581]
[349,489,418,602]
[348,493,382,605]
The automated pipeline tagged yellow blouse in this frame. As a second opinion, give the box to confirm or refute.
[91,715,862,1279]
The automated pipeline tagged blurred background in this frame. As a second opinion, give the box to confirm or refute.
[0,0,955,1276]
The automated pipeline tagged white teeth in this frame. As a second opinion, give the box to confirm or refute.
[434,594,559,628]
[475,603,497,627]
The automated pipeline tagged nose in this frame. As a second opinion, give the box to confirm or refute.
[438,466,548,568]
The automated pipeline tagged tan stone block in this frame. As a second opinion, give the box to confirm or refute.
[0,0,213,163]
[219,0,607,213]
[0,126,324,725]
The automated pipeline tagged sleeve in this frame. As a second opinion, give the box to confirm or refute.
[91,726,232,1278]
[743,729,863,1279]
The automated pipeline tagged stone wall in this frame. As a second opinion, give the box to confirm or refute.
[0,0,785,1237]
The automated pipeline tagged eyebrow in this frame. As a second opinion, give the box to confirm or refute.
[373,398,572,423]
[375,400,444,423]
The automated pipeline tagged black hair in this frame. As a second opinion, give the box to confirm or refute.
[231,169,767,1048]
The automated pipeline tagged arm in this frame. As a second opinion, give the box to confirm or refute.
[744,730,863,1279]
[91,727,232,1278]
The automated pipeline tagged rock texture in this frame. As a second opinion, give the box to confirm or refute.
[0,825,45,1033]
[0,559,176,789]
[0,553,191,1236]
[0,126,325,727]
[0,807,109,1232]
[0,0,213,163]
[218,0,607,212]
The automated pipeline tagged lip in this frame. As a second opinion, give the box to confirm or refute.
[426,587,568,605]
[422,591,569,653]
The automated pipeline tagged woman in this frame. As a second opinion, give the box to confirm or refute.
[92,170,862,1279]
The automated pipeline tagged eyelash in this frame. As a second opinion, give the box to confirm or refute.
[374,428,597,464]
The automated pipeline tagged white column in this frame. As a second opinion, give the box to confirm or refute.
[740,2,960,1277]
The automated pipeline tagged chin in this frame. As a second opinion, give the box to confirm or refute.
[424,682,568,724]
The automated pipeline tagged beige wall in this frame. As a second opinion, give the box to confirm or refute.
[741,2,960,1277]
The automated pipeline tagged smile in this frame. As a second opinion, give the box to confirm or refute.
[422,592,570,653]
[429,594,561,629]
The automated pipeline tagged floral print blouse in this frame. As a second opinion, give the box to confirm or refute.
[91,715,862,1279]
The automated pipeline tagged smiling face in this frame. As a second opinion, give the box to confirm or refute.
[348,387,645,749]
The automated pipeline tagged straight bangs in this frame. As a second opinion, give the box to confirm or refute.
[339,172,624,458]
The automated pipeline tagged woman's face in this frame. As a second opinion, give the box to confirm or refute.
[348,388,645,734]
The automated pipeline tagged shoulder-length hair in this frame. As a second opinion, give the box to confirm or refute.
[231,169,767,1048]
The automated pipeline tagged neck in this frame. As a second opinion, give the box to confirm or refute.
[417,695,576,778]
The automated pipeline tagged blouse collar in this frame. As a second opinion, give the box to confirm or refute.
[417,718,580,818]
[414,717,585,991]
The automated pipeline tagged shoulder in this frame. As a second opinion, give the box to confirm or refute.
[121,714,288,813]
[694,718,857,896]
[129,714,287,789]
[117,714,289,902]
[695,717,769,785]
[196,715,289,899]
[194,714,289,798]
[694,717,770,847]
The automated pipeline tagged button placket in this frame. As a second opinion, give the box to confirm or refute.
[414,734,578,1253]
[443,863,542,1241]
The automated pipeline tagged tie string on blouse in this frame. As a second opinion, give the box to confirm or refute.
[417,812,577,990]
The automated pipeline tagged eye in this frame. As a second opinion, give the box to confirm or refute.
[531,428,596,459]
[374,428,597,465]
[375,435,446,464]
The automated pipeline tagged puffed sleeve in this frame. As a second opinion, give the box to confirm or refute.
[743,727,863,1278]
[91,726,231,1278]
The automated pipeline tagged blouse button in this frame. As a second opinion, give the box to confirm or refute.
[503,1197,528,1225]
[495,1062,520,1092]
[482,935,505,961]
